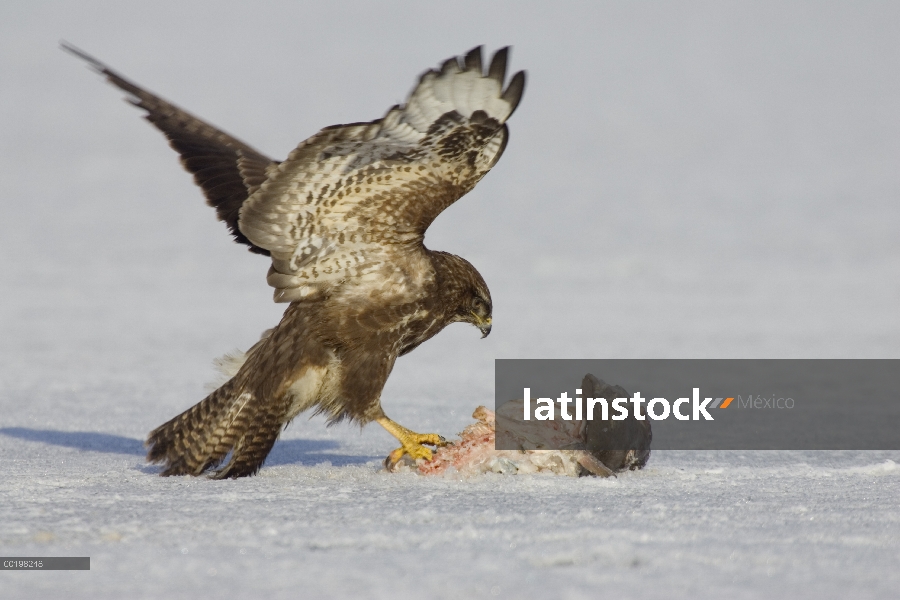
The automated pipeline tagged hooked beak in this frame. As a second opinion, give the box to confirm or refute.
[477,316,492,338]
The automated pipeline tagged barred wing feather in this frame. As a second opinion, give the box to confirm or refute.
[238,46,525,302]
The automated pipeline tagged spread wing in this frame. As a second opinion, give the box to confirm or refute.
[239,46,525,302]
[61,42,277,255]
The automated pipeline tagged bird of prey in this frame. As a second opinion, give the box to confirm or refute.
[63,43,525,478]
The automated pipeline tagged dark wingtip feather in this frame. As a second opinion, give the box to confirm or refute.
[502,70,526,116]
[487,47,509,84]
[60,41,131,92]
[59,40,105,73]
[464,46,483,74]
[440,56,461,75]
[60,41,150,106]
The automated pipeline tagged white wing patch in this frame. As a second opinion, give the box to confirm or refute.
[238,47,525,303]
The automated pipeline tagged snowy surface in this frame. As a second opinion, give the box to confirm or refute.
[2,1,899,598]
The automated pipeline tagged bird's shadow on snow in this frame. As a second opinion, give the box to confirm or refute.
[0,427,146,455]
[0,427,373,467]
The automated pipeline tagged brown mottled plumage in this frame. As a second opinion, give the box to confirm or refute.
[64,43,524,478]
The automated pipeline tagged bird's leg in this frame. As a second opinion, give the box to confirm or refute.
[376,416,447,467]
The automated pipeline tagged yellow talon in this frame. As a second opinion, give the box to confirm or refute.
[376,416,447,468]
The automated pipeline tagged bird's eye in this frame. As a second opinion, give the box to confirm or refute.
[472,298,487,315]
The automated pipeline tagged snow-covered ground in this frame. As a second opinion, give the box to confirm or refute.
[2,2,898,598]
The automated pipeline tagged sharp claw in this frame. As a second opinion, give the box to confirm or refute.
[384,447,406,471]
[416,434,446,448]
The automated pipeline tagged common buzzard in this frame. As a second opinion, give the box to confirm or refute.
[64,43,525,478]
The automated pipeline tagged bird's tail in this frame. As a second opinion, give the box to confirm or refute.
[146,378,285,479]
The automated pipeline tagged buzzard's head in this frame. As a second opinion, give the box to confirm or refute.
[467,292,493,338]
[457,266,492,338]
[433,251,492,337]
